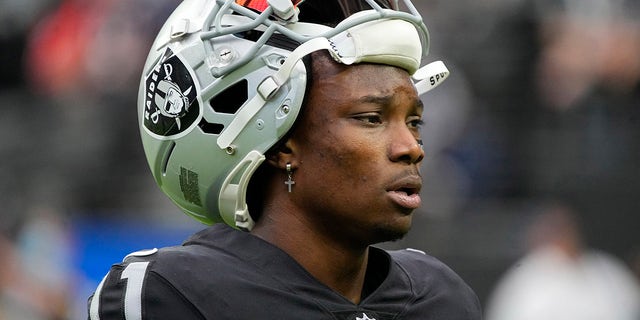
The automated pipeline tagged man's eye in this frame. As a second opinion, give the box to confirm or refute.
[408,119,424,129]
[355,114,383,124]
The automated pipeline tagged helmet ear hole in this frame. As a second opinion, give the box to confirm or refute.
[210,79,249,114]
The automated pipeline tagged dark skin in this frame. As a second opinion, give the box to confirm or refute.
[251,51,425,304]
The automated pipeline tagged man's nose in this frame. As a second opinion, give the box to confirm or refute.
[388,126,425,164]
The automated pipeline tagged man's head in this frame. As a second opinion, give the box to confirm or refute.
[138,0,449,230]
[260,50,424,243]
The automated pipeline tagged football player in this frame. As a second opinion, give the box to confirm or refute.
[88,0,482,319]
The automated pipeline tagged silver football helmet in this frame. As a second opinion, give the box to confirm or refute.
[138,0,450,230]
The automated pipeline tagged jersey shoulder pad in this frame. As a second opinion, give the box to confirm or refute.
[88,247,204,320]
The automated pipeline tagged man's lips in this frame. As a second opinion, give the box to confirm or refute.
[386,176,422,210]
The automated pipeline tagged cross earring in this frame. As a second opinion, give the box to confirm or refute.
[285,163,295,193]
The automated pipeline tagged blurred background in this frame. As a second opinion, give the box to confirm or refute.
[1,0,639,319]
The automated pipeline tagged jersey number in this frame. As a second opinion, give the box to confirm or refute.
[89,262,150,320]
[121,262,150,320]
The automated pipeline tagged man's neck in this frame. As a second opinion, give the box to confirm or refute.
[251,212,370,304]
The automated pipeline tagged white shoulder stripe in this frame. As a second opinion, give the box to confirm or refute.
[89,273,110,320]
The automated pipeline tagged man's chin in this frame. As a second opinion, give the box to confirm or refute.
[371,222,412,244]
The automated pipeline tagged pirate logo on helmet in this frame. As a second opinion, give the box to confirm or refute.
[143,48,200,138]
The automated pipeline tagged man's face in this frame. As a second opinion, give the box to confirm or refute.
[287,53,425,245]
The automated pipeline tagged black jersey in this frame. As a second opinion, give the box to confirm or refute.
[88,223,481,320]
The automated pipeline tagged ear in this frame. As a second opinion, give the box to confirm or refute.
[266,138,299,170]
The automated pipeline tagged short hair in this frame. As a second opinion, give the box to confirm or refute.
[298,0,396,26]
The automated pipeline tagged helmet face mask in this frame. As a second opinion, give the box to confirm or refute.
[138,0,449,229]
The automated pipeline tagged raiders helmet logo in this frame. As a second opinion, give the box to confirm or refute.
[143,48,200,138]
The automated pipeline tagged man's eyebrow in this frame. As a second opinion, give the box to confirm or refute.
[357,95,393,106]
[356,94,424,111]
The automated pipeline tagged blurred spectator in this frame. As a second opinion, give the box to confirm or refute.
[0,210,74,320]
[0,0,58,88]
[534,0,640,111]
[17,0,181,218]
[485,202,640,320]
[25,0,179,98]
[525,0,640,261]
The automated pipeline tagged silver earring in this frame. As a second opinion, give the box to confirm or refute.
[285,163,295,193]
